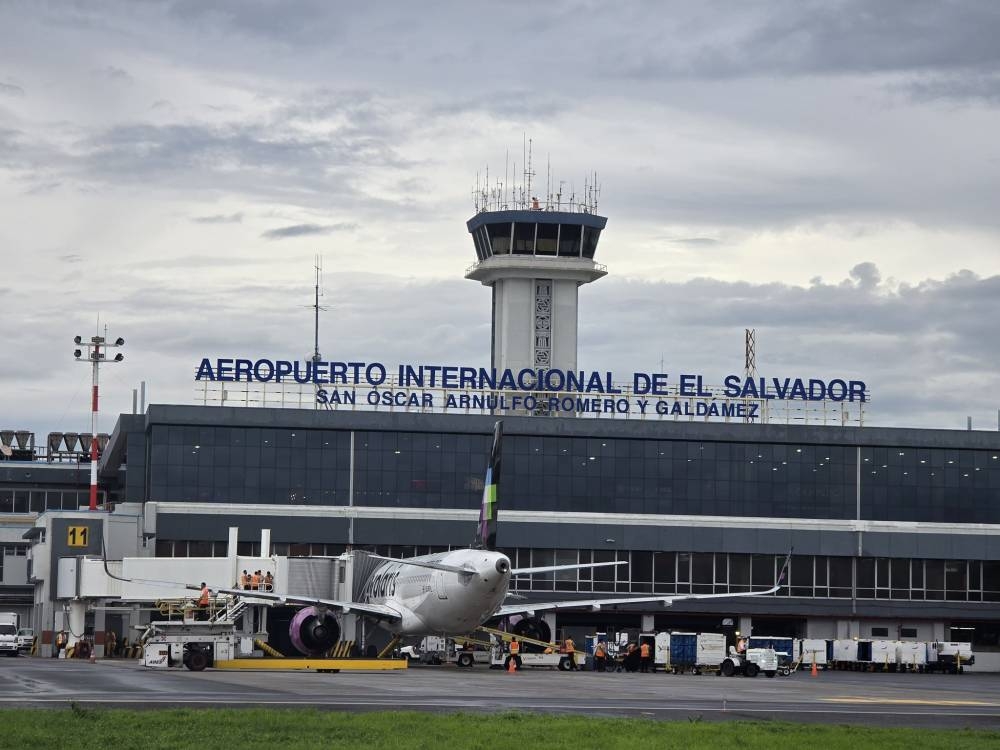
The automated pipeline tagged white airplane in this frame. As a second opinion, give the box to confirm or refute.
[203,421,791,655]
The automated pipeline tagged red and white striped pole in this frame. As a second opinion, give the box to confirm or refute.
[89,339,100,511]
[74,333,124,511]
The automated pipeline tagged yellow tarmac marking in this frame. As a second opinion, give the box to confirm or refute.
[824,696,997,707]
[214,658,407,671]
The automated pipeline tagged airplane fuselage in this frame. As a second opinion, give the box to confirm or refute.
[360,548,512,636]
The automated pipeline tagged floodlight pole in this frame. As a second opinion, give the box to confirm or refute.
[73,333,124,511]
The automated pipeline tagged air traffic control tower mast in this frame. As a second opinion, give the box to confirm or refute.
[465,163,607,382]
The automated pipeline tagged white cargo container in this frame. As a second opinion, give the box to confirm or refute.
[833,639,858,664]
[696,633,726,667]
[896,641,927,670]
[798,638,828,668]
[654,632,670,670]
[870,640,897,670]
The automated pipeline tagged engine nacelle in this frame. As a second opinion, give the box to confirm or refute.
[511,616,551,653]
[288,606,341,656]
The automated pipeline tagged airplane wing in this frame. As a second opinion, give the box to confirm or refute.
[212,587,402,622]
[510,561,626,575]
[497,551,792,617]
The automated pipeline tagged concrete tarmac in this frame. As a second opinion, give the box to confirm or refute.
[2,657,999,728]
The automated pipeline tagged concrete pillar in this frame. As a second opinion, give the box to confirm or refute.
[260,528,271,558]
[67,601,86,648]
[94,608,106,658]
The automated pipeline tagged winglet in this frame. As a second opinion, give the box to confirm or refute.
[473,420,502,551]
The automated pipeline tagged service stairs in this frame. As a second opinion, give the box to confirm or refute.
[210,597,249,625]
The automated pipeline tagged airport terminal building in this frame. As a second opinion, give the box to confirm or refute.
[2,194,999,661]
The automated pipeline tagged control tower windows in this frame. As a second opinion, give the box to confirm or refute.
[558,225,582,256]
[487,223,512,254]
[535,223,559,255]
[513,222,535,254]
[472,227,489,261]
[582,227,601,258]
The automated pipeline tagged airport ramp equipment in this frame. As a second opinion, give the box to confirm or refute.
[696,633,726,669]
[749,636,794,664]
[797,638,829,668]
[896,641,927,671]
[871,639,897,671]
[668,632,697,673]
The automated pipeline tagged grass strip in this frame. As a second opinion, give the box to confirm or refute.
[0,707,997,750]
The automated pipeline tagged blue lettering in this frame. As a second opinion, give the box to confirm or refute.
[253,359,274,381]
[195,358,215,381]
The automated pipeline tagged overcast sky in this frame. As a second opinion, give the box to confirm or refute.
[2,0,1000,440]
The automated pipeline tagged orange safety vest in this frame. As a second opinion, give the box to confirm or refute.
[251,573,261,589]
[640,643,651,658]
[510,640,520,654]
[565,639,575,653]
[198,586,210,606]
[595,644,606,658]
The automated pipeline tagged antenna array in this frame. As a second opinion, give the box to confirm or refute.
[472,137,601,215]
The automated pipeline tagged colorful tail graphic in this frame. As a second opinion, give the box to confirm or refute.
[474,421,503,550]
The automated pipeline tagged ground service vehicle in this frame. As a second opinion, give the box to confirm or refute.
[17,628,34,653]
[720,646,779,677]
[0,613,18,656]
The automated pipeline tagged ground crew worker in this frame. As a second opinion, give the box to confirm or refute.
[54,630,66,658]
[263,571,274,591]
[239,570,249,590]
[198,582,210,620]
[593,641,607,672]
[106,630,117,659]
[640,640,652,673]
[564,637,577,671]
[251,570,261,590]
[509,637,522,670]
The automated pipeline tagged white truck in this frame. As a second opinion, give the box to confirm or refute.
[0,613,19,657]
[17,628,34,653]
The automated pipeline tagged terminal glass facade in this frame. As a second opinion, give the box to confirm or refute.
[143,426,1000,524]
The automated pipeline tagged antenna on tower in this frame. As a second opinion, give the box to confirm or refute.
[311,255,328,365]
[744,328,757,423]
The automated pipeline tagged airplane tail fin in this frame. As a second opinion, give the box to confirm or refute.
[473,420,503,551]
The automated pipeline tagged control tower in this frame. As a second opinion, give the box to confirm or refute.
[465,162,607,378]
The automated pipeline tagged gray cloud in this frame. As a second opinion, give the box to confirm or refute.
[96,65,132,83]
[898,72,1000,104]
[669,238,721,247]
[0,81,24,97]
[191,212,243,224]
[616,0,1000,81]
[261,223,357,240]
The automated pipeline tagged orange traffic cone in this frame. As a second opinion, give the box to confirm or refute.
[507,657,517,674]
[810,654,818,677]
